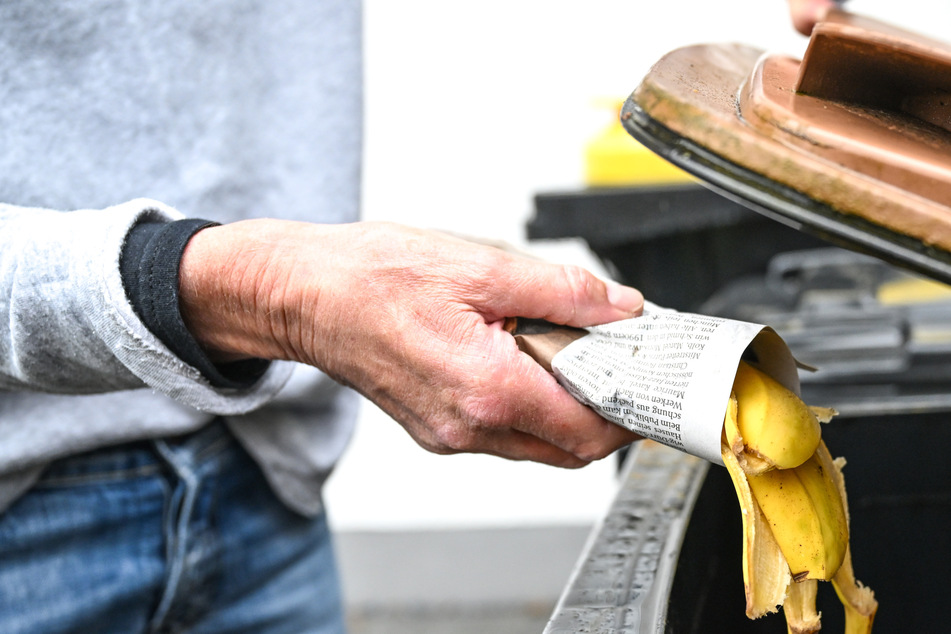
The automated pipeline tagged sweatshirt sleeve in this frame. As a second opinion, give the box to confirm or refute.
[0,198,293,414]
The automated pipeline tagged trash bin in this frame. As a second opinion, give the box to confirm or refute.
[539,9,951,631]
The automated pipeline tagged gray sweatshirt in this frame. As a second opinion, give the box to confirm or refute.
[0,0,363,515]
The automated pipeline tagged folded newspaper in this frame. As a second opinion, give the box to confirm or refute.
[511,302,804,465]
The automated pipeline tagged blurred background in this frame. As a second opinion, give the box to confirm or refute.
[323,1,950,631]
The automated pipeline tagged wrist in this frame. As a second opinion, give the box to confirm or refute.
[179,220,298,363]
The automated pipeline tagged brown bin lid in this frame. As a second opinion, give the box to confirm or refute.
[622,10,951,283]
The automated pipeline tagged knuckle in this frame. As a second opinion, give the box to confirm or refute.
[555,455,591,469]
[570,439,613,463]
[427,443,461,457]
[459,390,509,430]
[430,421,476,453]
[435,392,511,453]
[466,244,509,281]
[557,264,598,320]
[559,263,593,288]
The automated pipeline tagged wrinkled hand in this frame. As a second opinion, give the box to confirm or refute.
[788,0,841,35]
[179,220,644,468]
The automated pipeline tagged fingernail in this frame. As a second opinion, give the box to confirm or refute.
[607,281,644,314]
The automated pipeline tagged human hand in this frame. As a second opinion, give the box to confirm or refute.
[179,220,644,468]
[788,0,841,35]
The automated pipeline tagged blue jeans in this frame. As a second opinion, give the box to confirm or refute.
[0,422,346,634]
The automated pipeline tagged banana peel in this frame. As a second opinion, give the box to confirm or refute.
[828,451,879,634]
[721,395,790,619]
[721,372,877,632]
[747,444,849,581]
[785,579,821,634]
[727,361,822,474]
[833,545,878,634]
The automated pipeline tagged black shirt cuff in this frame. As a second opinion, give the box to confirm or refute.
[120,218,270,389]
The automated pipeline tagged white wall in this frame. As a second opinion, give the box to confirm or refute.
[324,0,950,532]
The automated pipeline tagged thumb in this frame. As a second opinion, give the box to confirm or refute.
[482,259,644,328]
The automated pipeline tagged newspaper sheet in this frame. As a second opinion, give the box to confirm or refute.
[549,303,800,465]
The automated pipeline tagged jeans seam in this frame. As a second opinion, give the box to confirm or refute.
[149,440,201,634]
[33,464,164,488]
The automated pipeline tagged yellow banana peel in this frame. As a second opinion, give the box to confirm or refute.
[721,366,877,632]
[728,361,822,472]
[784,578,821,634]
[827,451,879,634]
[721,397,790,619]
[747,445,849,581]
